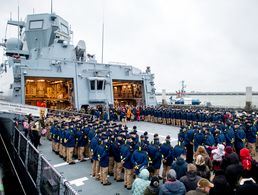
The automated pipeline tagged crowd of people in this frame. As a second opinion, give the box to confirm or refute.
[19,105,258,195]
[85,105,230,125]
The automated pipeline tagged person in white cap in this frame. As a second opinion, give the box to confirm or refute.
[211,144,225,171]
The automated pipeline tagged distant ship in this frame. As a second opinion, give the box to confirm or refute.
[169,81,201,105]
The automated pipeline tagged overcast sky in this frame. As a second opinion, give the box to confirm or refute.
[0,0,258,92]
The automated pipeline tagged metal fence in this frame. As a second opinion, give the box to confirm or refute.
[64,180,80,195]
[40,156,62,195]
[27,142,39,183]
[19,134,27,163]
[3,122,79,195]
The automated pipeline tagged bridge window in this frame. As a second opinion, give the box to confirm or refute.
[90,80,95,90]
[29,20,43,29]
[88,77,106,91]
[97,80,103,90]
[61,23,69,34]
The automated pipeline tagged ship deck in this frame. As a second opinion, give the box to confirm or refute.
[38,121,179,195]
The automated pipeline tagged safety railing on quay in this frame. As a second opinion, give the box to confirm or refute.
[10,125,79,195]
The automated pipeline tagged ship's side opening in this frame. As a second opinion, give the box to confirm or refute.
[112,80,144,107]
[25,77,74,110]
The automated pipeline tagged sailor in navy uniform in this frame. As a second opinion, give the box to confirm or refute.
[173,144,186,161]
[193,128,204,151]
[224,123,235,147]
[90,133,100,179]
[245,121,257,157]
[234,124,246,155]
[121,135,134,190]
[83,123,90,159]
[59,123,67,160]
[147,134,162,178]
[97,136,111,185]
[112,134,125,182]
[214,129,226,146]
[64,124,76,164]
[178,127,186,146]
[131,127,139,146]
[77,124,87,161]
[184,126,195,163]
[160,135,174,179]
[131,142,148,175]
[88,124,96,160]
[50,121,59,153]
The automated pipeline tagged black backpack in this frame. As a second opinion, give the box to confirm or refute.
[246,158,258,182]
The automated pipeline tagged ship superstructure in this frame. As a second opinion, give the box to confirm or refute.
[0,12,157,109]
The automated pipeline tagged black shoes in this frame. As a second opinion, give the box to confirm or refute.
[69,161,76,165]
[124,184,132,190]
[116,179,124,182]
[103,181,111,186]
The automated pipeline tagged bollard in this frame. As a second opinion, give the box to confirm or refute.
[245,87,252,111]
[162,89,167,105]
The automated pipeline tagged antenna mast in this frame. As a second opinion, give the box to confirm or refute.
[101,0,105,64]
[101,21,104,64]
[17,1,20,50]
[51,0,53,14]
[181,80,186,94]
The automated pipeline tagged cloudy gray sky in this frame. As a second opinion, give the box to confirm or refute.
[0,0,257,92]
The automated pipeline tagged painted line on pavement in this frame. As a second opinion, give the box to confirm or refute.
[53,162,68,168]
[69,177,89,186]
[53,158,88,168]
[136,129,178,142]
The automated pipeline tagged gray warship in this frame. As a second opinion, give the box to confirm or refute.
[0,10,161,195]
[0,12,157,109]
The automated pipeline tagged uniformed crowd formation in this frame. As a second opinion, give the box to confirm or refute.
[22,106,258,195]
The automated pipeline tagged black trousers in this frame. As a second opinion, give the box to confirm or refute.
[32,130,40,149]
[186,144,193,163]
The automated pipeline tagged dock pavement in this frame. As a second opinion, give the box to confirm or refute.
[38,121,179,195]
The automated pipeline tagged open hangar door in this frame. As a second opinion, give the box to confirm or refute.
[112,80,144,107]
[25,77,74,110]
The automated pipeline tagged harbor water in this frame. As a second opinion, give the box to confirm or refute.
[156,95,258,108]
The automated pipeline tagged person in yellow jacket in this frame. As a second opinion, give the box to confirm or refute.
[126,107,132,121]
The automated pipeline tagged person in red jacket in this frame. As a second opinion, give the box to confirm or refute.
[240,148,252,171]
[136,108,141,121]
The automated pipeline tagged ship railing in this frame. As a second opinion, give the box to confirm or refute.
[47,108,91,117]
[9,122,79,195]
[63,180,80,195]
